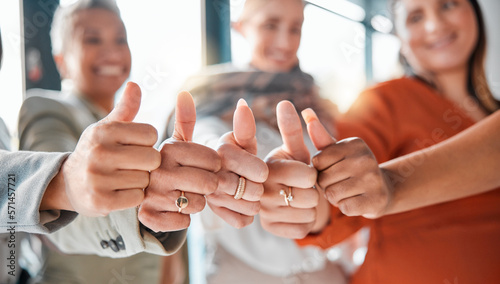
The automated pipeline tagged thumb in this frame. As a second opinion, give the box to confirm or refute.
[171,91,196,142]
[233,99,257,154]
[276,100,310,164]
[104,82,141,123]
[301,108,336,151]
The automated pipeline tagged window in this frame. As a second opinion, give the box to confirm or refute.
[0,1,23,143]
[116,0,202,137]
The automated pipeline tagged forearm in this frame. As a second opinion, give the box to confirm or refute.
[382,110,500,215]
[0,150,76,233]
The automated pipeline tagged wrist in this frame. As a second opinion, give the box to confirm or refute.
[40,156,75,212]
[379,168,398,217]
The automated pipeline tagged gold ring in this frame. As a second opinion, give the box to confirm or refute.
[280,187,293,206]
[176,191,188,213]
[234,177,246,200]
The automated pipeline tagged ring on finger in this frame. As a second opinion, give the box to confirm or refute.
[176,191,189,213]
[280,187,293,206]
[234,176,246,200]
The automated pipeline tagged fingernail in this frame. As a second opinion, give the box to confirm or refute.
[237,98,248,107]
[301,108,319,124]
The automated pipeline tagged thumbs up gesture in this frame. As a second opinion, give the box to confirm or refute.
[59,82,161,217]
[259,101,321,239]
[138,91,221,232]
[302,108,392,219]
[206,99,268,228]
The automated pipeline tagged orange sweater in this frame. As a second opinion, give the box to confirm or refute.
[297,77,500,283]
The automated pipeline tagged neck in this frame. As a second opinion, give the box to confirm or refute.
[432,67,469,103]
[427,67,488,121]
[86,95,115,114]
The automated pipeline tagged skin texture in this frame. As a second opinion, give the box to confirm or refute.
[260,101,329,239]
[207,99,269,228]
[137,91,222,232]
[41,82,161,217]
[234,0,304,72]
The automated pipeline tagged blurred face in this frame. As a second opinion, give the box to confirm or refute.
[239,0,304,72]
[60,8,131,100]
[395,0,478,74]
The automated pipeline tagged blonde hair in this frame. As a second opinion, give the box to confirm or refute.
[51,0,122,55]
[238,0,305,23]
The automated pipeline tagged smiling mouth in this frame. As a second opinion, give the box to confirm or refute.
[268,52,291,63]
[428,33,457,50]
[95,65,125,76]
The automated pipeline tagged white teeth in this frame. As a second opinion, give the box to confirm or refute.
[97,65,122,76]
[270,54,287,61]
[430,34,454,49]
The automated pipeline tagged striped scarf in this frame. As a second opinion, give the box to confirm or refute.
[166,64,337,137]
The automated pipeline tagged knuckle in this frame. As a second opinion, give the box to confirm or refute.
[232,216,252,229]
[159,142,175,157]
[317,173,329,191]
[252,184,265,201]
[216,171,231,189]
[192,196,207,212]
[144,124,158,144]
[138,173,151,189]
[247,201,261,216]
[204,173,219,195]
[307,190,320,208]
[98,121,117,137]
[255,162,269,183]
[216,143,232,159]
[306,170,318,188]
[325,187,340,205]
[291,225,311,239]
[339,199,359,217]
[149,150,162,170]
[350,137,365,148]
[339,201,351,216]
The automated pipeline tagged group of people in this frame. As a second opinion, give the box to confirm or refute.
[1,0,499,283]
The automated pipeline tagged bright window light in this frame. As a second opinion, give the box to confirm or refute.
[59,0,79,7]
[306,0,366,22]
[371,14,393,34]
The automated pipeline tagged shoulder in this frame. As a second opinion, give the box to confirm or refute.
[350,77,427,113]
[20,89,77,118]
[19,90,72,130]
[362,77,422,98]
[18,89,94,134]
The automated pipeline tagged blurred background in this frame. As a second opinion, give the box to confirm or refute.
[1,0,499,142]
[0,1,499,282]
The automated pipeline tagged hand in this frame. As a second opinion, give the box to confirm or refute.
[207,99,268,228]
[49,82,161,217]
[138,91,221,232]
[260,101,321,239]
[302,108,392,219]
